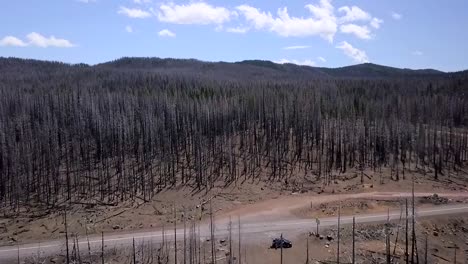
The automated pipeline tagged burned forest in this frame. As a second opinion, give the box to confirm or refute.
[0,57,468,210]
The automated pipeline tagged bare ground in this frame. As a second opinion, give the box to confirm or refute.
[2,166,468,263]
[2,167,468,245]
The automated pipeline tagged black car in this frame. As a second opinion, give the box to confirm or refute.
[270,238,292,249]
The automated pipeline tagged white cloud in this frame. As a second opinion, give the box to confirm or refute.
[133,0,151,4]
[276,59,316,67]
[76,0,96,3]
[237,0,337,42]
[158,29,176,37]
[125,25,133,33]
[283,45,311,50]
[0,36,28,47]
[340,24,371,39]
[391,12,402,20]
[226,27,249,34]
[336,5,384,34]
[158,2,231,25]
[318,56,326,62]
[337,6,371,23]
[118,6,152,18]
[336,41,369,63]
[370,17,383,29]
[412,50,423,56]
[26,32,75,48]
[1,33,75,48]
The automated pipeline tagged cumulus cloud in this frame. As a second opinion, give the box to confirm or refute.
[0,36,28,47]
[118,6,152,18]
[226,27,249,34]
[158,2,231,25]
[237,0,337,42]
[340,24,371,39]
[337,6,371,23]
[125,25,133,33]
[336,41,369,63]
[123,0,382,42]
[318,56,326,62]
[276,59,316,67]
[1,33,75,48]
[283,45,311,50]
[391,12,402,20]
[158,29,176,37]
[26,32,76,48]
[370,18,383,29]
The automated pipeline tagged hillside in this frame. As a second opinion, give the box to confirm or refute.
[1,57,458,81]
[98,57,449,80]
[0,55,467,210]
[0,56,467,264]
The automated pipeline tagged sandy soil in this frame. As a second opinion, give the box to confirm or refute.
[2,166,468,249]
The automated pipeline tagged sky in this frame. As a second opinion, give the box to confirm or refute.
[0,0,467,72]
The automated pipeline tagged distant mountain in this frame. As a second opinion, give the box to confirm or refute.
[318,63,445,78]
[1,56,464,80]
[97,58,452,79]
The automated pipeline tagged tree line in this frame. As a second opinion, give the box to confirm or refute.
[0,58,467,209]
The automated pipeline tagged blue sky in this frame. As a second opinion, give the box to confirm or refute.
[0,0,467,71]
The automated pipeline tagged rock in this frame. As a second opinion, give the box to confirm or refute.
[325,244,329,248]
[112,225,120,230]
[319,235,324,240]
[326,235,334,241]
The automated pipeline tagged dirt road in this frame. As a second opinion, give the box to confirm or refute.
[1,191,468,262]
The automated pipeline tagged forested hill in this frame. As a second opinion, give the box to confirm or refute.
[0,56,467,210]
[99,57,450,79]
[0,57,460,80]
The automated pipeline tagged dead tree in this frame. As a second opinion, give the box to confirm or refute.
[337,205,341,264]
[174,205,178,264]
[184,207,187,264]
[64,210,70,264]
[424,235,428,264]
[352,216,355,264]
[238,215,242,264]
[101,232,104,264]
[210,200,215,264]
[406,199,409,264]
[386,209,391,264]
[280,233,283,264]
[133,237,136,264]
[229,217,233,264]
